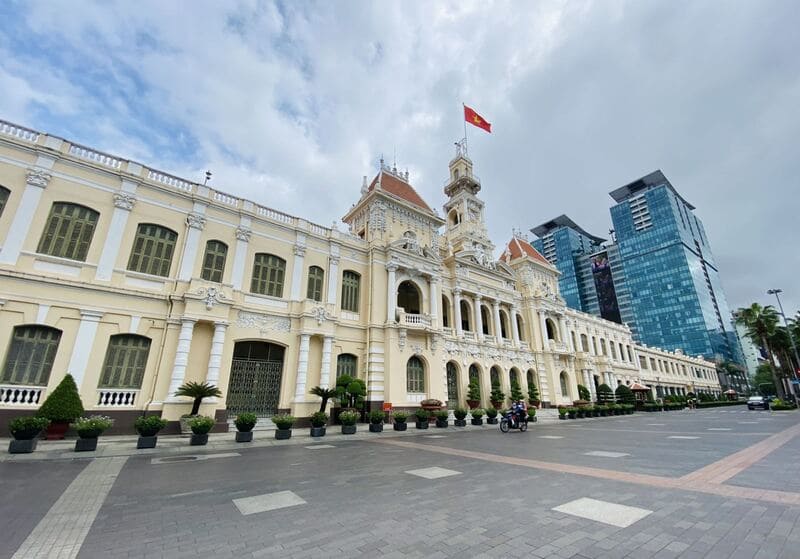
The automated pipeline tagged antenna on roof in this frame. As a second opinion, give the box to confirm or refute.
[203,170,212,185]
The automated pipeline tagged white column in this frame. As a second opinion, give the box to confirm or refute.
[558,316,568,348]
[327,255,340,306]
[320,336,334,388]
[453,289,463,337]
[204,322,228,387]
[290,243,306,300]
[473,295,483,338]
[167,318,197,401]
[386,263,397,322]
[493,301,503,344]
[539,311,549,350]
[429,277,438,321]
[585,370,597,401]
[178,212,206,281]
[510,307,520,346]
[0,168,51,265]
[66,310,104,390]
[231,226,251,290]
[294,333,311,400]
[96,190,137,281]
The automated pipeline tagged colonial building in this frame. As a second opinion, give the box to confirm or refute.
[0,120,720,431]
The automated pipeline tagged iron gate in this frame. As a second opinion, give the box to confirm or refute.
[226,358,283,417]
[446,363,459,409]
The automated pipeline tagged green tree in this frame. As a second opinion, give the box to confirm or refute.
[490,381,505,406]
[466,379,481,405]
[753,363,778,396]
[596,383,614,404]
[527,381,540,405]
[735,303,784,399]
[334,375,366,409]
[509,379,525,402]
[37,374,84,422]
[577,384,591,401]
[309,386,337,413]
[615,384,635,405]
[175,381,223,416]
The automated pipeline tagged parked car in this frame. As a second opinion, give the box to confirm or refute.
[747,396,770,410]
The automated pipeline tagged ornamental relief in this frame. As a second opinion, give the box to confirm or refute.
[236,310,291,333]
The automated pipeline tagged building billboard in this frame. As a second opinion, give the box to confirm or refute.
[591,251,622,324]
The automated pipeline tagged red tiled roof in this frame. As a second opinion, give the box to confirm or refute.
[501,237,551,266]
[629,382,651,391]
[368,171,433,212]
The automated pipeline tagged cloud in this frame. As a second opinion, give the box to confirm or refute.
[2,0,798,314]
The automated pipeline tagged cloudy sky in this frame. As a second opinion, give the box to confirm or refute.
[1,0,798,315]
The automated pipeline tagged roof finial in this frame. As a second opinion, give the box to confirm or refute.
[361,175,368,195]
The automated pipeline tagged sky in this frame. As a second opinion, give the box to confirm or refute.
[1,0,798,316]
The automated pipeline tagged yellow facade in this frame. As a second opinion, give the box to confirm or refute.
[0,119,721,431]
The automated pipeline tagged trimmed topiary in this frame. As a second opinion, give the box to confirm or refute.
[577,384,591,401]
[37,374,84,423]
[596,383,614,405]
[615,384,635,405]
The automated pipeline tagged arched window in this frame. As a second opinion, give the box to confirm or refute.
[516,315,525,341]
[446,361,459,407]
[481,305,491,335]
[128,223,178,277]
[37,202,99,261]
[580,334,589,353]
[460,299,472,331]
[407,356,425,393]
[545,318,558,341]
[499,310,509,339]
[509,368,518,386]
[336,353,357,378]
[1,325,62,386]
[397,280,421,314]
[527,369,536,389]
[99,335,151,388]
[490,366,501,387]
[560,371,569,398]
[610,342,617,360]
[0,185,9,218]
[341,270,360,312]
[469,363,481,398]
[600,339,608,356]
[251,253,286,297]
[201,240,228,282]
[307,266,324,301]
[441,295,451,328]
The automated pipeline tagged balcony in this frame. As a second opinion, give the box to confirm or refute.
[0,384,45,407]
[96,389,139,407]
[398,311,431,329]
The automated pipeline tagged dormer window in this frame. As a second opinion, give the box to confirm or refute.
[453,169,459,180]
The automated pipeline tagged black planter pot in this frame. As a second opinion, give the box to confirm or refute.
[415,420,429,430]
[310,426,326,437]
[341,424,357,435]
[275,429,292,440]
[369,423,383,433]
[559,415,567,420]
[75,437,98,452]
[486,417,498,425]
[393,423,407,431]
[236,431,253,442]
[9,439,37,454]
[12,428,41,441]
[191,433,209,446]
[471,418,483,426]
[435,419,448,428]
[137,435,158,449]
[454,419,467,427]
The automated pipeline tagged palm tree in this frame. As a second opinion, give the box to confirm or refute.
[735,303,783,398]
[309,386,337,413]
[770,327,798,377]
[175,381,223,416]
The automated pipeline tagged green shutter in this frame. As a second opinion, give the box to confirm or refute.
[127,224,178,277]
[251,254,286,297]
[1,326,62,386]
[307,266,324,301]
[201,240,228,282]
[341,271,360,312]
[406,356,425,393]
[99,335,151,388]
[37,203,99,261]
[336,354,357,378]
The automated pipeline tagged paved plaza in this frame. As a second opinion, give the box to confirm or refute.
[2,408,800,558]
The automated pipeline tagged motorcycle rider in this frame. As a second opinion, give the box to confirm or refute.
[510,400,527,428]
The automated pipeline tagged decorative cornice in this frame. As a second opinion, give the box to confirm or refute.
[235,226,252,242]
[26,167,52,189]
[113,192,137,210]
[186,213,207,230]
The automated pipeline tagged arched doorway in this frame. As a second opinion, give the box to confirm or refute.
[468,363,481,401]
[227,341,285,417]
[545,318,558,341]
[446,361,460,408]
[397,280,421,314]
[560,371,570,400]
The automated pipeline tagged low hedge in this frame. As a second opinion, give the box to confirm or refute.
[696,400,746,408]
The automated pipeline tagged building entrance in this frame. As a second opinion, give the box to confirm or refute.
[226,341,285,417]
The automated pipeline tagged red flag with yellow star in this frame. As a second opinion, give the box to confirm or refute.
[464,105,491,133]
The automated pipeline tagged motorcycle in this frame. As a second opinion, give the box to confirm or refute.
[500,410,528,433]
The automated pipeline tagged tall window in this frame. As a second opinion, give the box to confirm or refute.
[251,253,286,297]
[37,202,99,261]
[307,266,324,301]
[460,300,472,331]
[407,356,425,393]
[201,240,227,282]
[560,372,569,397]
[481,306,491,335]
[441,295,451,328]
[500,310,509,339]
[127,223,178,277]
[1,326,62,386]
[0,186,9,218]
[516,315,525,341]
[341,270,360,312]
[336,353,357,378]
[99,335,151,388]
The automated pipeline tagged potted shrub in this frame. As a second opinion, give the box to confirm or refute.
[558,407,567,420]
[36,374,84,440]
[567,407,577,419]
[8,416,49,454]
[310,411,328,437]
[175,382,222,434]
[393,411,408,431]
[485,407,499,424]
[134,415,168,449]
[272,414,295,440]
[596,383,614,406]
[188,416,215,446]
[234,412,257,442]
[368,410,385,432]
[339,410,359,434]
[434,409,449,428]
[597,405,608,417]
[528,382,541,409]
[310,386,337,413]
[527,408,537,423]
[576,407,585,419]
[583,404,594,418]
[453,407,468,427]
[470,408,485,426]
[466,380,482,409]
[74,415,114,452]
[490,383,505,410]
[414,408,429,429]
[510,380,525,404]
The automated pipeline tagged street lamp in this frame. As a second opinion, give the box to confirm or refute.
[767,288,800,396]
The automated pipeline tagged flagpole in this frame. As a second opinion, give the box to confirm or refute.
[462,102,468,156]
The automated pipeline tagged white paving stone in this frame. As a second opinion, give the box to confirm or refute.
[424,435,447,438]
[554,497,652,528]
[584,451,629,458]
[668,436,700,439]
[647,423,665,426]
[305,444,335,449]
[151,452,239,465]
[707,428,732,431]
[405,466,462,479]
[539,435,564,439]
[233,490,307,515]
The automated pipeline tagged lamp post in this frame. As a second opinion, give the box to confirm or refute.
[767,288,800,398]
